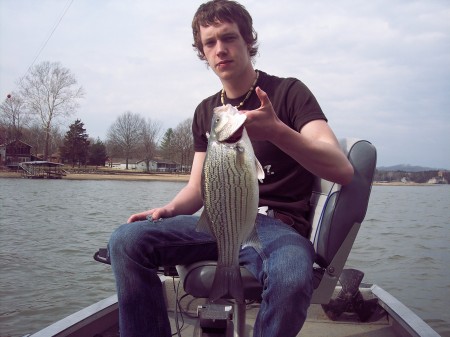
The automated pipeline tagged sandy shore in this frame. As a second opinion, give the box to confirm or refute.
[372,182,436,186]
[0,171,190,182]
[1,171,441,186]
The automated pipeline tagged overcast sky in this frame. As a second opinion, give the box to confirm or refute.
[1,0,449,168]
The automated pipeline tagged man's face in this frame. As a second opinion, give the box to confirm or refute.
[199,21,252,81]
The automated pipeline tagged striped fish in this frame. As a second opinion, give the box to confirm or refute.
[197,104,264,303]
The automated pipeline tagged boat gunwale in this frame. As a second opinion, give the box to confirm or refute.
[24,295,118,337]
[23,283,442,337]
[370,284,441,337]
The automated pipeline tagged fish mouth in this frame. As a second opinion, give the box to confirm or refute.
[216,113,246,143]
[223,125,244,143]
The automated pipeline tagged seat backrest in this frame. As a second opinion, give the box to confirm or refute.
[309,139,377,269]
[175,138,377,305]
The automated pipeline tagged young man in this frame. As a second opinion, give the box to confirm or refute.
[108,1,354,336]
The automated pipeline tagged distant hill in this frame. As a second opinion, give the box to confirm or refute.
[377,164,447,172]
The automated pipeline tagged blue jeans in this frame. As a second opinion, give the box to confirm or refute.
[108,214,315,337]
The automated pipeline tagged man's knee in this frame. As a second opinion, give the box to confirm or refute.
[270,242,315,299]
[108,221,156,262]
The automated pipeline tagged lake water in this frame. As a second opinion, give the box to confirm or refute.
[0,178,449,337]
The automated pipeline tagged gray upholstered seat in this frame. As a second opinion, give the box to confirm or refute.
[176,139,377,305]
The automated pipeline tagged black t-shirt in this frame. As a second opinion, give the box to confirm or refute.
[192,70,327,237]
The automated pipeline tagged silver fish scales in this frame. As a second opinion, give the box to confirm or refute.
[197,104,264,303]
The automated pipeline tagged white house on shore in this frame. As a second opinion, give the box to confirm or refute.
[106,158,180,172]
[427,171,448,184]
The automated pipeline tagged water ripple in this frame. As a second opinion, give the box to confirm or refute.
[348,185,450,335]
[1,180,449,336]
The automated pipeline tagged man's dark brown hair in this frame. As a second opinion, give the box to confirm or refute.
[192,0,259,62]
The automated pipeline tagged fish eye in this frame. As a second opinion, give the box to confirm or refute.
[214,115,228,133]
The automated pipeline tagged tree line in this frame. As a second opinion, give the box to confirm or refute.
[106,111,193,171]
[374,170,449,184]
[1,61,194,170]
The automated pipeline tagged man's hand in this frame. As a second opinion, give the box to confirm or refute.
[242,87,283,141]
[127,207,172,223]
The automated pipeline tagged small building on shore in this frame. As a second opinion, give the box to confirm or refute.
[106,158,180,172]
[427,171,448,184]
[0,140,38,169]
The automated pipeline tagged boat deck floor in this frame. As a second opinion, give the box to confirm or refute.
[99,278,399,337]
[99,306,396,337]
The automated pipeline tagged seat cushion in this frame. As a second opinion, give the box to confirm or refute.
[176,261,324,300]
[176,261,263,300]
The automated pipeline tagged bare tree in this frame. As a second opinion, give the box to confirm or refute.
[107,111,145,169]
[140,118,162,172]
[22,121,45,157]
[172,118,194,172]
[0,92,29,142]
[19,61,84,160]
[49,125,64,160]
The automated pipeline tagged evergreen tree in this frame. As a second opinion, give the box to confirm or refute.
[60,119,90,167]
[159,128,175,161]
[88,138,108,166]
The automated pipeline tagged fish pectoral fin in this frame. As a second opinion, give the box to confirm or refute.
[242,227,261,250]
[196,210,214,236]
[255,157,265,182]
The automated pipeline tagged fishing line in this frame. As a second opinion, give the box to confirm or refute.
[22,0,75,78]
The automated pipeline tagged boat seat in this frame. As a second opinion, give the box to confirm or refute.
[176,138,377,305]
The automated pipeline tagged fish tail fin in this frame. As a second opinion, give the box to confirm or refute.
[209,265,244,304]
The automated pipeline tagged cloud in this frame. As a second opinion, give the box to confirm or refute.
[1,0,449,168]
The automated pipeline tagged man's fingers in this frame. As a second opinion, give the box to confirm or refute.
[255,86,270,107]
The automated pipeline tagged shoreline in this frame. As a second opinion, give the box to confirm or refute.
[0,171,190,182]
[0,171,443,186]
[372,182,438,186]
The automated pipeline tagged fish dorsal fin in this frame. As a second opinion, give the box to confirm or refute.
[196,210,214,236]
[255,157,265,182]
